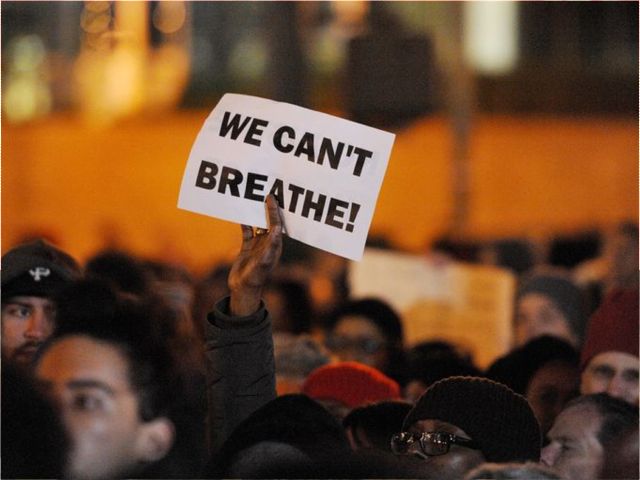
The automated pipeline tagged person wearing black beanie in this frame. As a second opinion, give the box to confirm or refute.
[1,239,81,369]
[392,376,541,479]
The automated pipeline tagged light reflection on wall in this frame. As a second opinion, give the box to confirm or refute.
[463,1,518,75]
[73,1,190,126]
[332,1,369,32]
[227,35,268,83]
[153,1,187,35]
[309,1,369,77]
[3,35,53,123]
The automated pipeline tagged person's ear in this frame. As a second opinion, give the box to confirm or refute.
[136,417,175,463]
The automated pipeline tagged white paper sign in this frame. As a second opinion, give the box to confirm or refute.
[178,94,395,261]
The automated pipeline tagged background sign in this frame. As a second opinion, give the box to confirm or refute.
[350,248,516,368]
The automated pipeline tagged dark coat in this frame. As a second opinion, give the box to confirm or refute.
[205,297,276,455]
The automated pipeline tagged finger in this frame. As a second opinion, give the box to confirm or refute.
[241,224,254,241]
[240,224,255,251]
[265,195,283,233]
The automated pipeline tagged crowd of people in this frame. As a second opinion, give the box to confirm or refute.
[1,196,638,479]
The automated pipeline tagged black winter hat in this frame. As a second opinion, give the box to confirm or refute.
[2,239,81,300]
[402,376,541,463]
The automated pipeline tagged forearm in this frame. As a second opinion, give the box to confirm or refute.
[204,297,276,455]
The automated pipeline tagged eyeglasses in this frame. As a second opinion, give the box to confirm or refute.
[390,431,480,458]
[324,335,386,355]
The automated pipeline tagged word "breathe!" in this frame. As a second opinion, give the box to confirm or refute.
[195,161,361,233]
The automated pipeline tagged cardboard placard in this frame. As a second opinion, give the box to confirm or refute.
[349,248,516,367]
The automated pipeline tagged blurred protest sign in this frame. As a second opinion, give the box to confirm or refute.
[178,93,395,260]
[349,248,516,368]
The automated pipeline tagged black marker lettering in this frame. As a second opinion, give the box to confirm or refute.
[288,184,305,213]
[294,132,316,163]
[352,147,373,177]
[244,172,268,201]
[345,202,360,232]
[195,161,219,190]
[273,126,295,153]
[325,198,349,229]
[244,118,269,146]
[219,111,252,140]
[218,166,243,197]
[318,138,345,170]
[301,190,327,222]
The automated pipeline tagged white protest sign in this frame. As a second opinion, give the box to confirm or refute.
[178,94,395,260]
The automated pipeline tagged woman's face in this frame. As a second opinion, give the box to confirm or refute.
[326,315,389,371]
[515,294,577,347]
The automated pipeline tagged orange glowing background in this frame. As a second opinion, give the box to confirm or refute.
[2,2,637,271]
[2,112,637,271]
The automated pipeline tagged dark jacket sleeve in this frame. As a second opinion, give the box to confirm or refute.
[205,296,276,455]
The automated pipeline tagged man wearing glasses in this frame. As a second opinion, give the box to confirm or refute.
[391,376,542,478]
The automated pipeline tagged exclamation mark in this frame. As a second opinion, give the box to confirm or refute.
[345,203,360,232]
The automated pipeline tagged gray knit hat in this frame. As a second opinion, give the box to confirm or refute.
[402,376,541,463]
[2,239,81,299]
[517,274,587,344]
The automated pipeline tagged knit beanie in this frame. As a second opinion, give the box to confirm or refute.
[302,361,400,408]
[580,288,639,370]
[518,274,587,343]
[402,376,541,463]
[204,394,350,477]
[2,239,81,300]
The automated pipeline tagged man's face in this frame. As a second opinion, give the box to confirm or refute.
[515,293,577,347]
[581,351,639,405]
[402,419,485,479]
[541,403,604,480]
[1,296,56,367]
[36,335,153,480]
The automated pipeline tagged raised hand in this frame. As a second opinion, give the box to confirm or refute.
[228,195,283,316]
